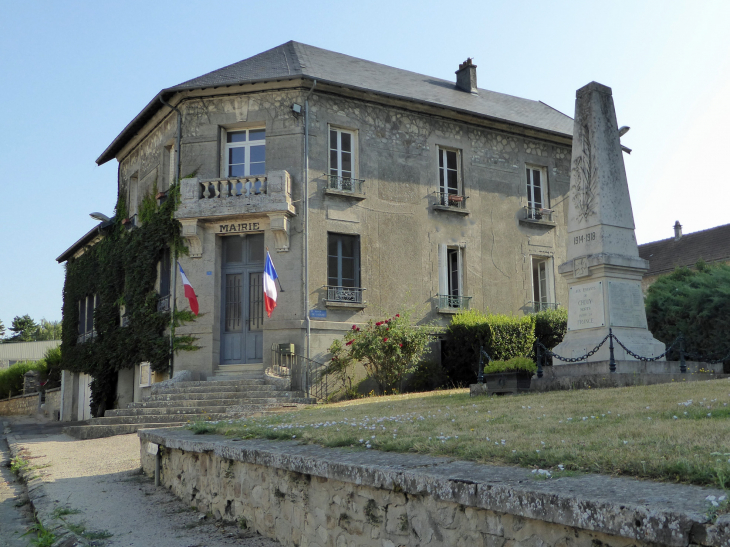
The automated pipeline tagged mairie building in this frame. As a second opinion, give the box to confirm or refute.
[58,42,573,411]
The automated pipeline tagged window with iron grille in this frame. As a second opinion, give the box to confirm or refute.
[437,147,462,205]
[327,233,362,303]
[526,166,549,217]
[77,294,98,342]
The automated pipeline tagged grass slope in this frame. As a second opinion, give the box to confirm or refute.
[196,379,730,487]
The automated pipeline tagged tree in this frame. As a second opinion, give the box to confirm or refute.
[36,319,62,341]
[8,315,39,342]
[645,262,730,361]
[0,319,4,341]
[329,313,432,395]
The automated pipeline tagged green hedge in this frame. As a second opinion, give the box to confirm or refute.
[0,360,47,399]
[442,310,536,386]
[534,308,568,351]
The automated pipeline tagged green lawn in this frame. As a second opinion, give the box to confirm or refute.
[196,379,730,487]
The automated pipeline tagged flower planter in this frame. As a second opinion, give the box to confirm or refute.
[448,195,464,204]
[485,371,533,395]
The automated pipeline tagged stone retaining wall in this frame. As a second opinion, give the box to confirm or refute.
[0,392,39,416]
[0,388,61,418]
[139,428,729,547]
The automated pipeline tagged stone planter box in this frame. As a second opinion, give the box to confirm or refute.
[485,371,533,395]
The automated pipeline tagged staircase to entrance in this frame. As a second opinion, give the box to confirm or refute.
[63,365,315,439]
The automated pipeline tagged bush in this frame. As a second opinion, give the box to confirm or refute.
[405,359,447,393]
[328,313,432,395]
[645,262,730,363]
[442,310,535,386]
[483,356,537,375]
[0,360,47,398]
[533,308,567,351]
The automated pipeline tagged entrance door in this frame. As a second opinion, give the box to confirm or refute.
[221,234,265,363]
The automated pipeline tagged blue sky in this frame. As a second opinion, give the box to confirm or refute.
[1,0,729,326]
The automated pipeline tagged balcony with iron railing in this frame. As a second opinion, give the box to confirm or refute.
[437,294,472,313]
[529,301,560,313]
[324,286,367,308]
[519,206,556,227]
[176,170,296,220]
[432,192,469,215]
[324,174,366,199]
[76,330,97,344]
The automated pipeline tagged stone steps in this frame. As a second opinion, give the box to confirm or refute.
[145,390,303,402]
[128,396,313,409]
[62,371,315,439]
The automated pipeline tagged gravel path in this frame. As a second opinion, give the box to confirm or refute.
[8,418,280,547]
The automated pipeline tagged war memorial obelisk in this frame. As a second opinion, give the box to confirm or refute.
[552,82,665,363]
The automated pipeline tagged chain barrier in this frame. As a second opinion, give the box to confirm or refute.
[479,330,728,381]
[536,334,610,363]
[611,336,679,362]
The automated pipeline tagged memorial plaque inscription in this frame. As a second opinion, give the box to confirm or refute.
[608,281,648,328]
[567,281,604,331]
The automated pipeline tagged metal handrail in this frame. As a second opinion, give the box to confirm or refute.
[529,301,560,313]
[523,206,554,222]
[325,174,365,194]
[270,344,334,401]
[437,294,472,310]
[325,285,366,304]
[434,191,467,209]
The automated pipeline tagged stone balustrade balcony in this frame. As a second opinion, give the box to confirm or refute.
[176,170,296,254]
[177,170,296,221]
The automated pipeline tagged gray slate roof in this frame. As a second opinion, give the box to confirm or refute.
[638,223,730,276]
[97,41,573,165]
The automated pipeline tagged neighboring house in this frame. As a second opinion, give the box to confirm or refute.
[59,41,574,407]
[0,340,61,369]
[638,221,730,292]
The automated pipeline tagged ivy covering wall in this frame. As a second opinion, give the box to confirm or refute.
[60,186,188,417]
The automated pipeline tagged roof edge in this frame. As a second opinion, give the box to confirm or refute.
[56,219,115,263]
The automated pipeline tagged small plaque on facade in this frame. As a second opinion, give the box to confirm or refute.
[608,281,647,328]
[147,443,159,455]
[218,222,261,234]
[309,309,327,319]
[574,257,590,278]
[567,281,604,331]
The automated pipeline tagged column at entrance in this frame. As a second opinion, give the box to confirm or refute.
[221,233,265,364]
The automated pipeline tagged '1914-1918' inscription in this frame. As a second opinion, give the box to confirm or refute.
[573,230,596,245]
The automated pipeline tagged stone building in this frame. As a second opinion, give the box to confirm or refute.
[65,41,574,395]
[638,221,730,292]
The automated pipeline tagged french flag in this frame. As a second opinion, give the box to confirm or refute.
[177,262,199,315]
[263,251,278,317]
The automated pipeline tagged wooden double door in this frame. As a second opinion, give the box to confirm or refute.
[221,234,265,364]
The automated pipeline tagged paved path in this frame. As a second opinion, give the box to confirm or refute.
[0,429,34,547]
[7,417,280,547]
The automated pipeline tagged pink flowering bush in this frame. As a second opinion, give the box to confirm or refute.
[327,313,432,395]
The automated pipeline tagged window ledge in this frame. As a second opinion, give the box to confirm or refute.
[325,300,367,310]
[432,205,470,215]
[324,188,366,200]
[519,218,556,228]
[437,307,465,315]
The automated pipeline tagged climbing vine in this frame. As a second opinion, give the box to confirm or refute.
[60,183,194,417]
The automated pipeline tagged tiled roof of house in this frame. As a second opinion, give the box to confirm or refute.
[97,41,573,165]
[638,223,730,276]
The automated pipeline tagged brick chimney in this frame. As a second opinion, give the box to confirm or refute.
[456,58,478,94]
[674,220,682,241]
